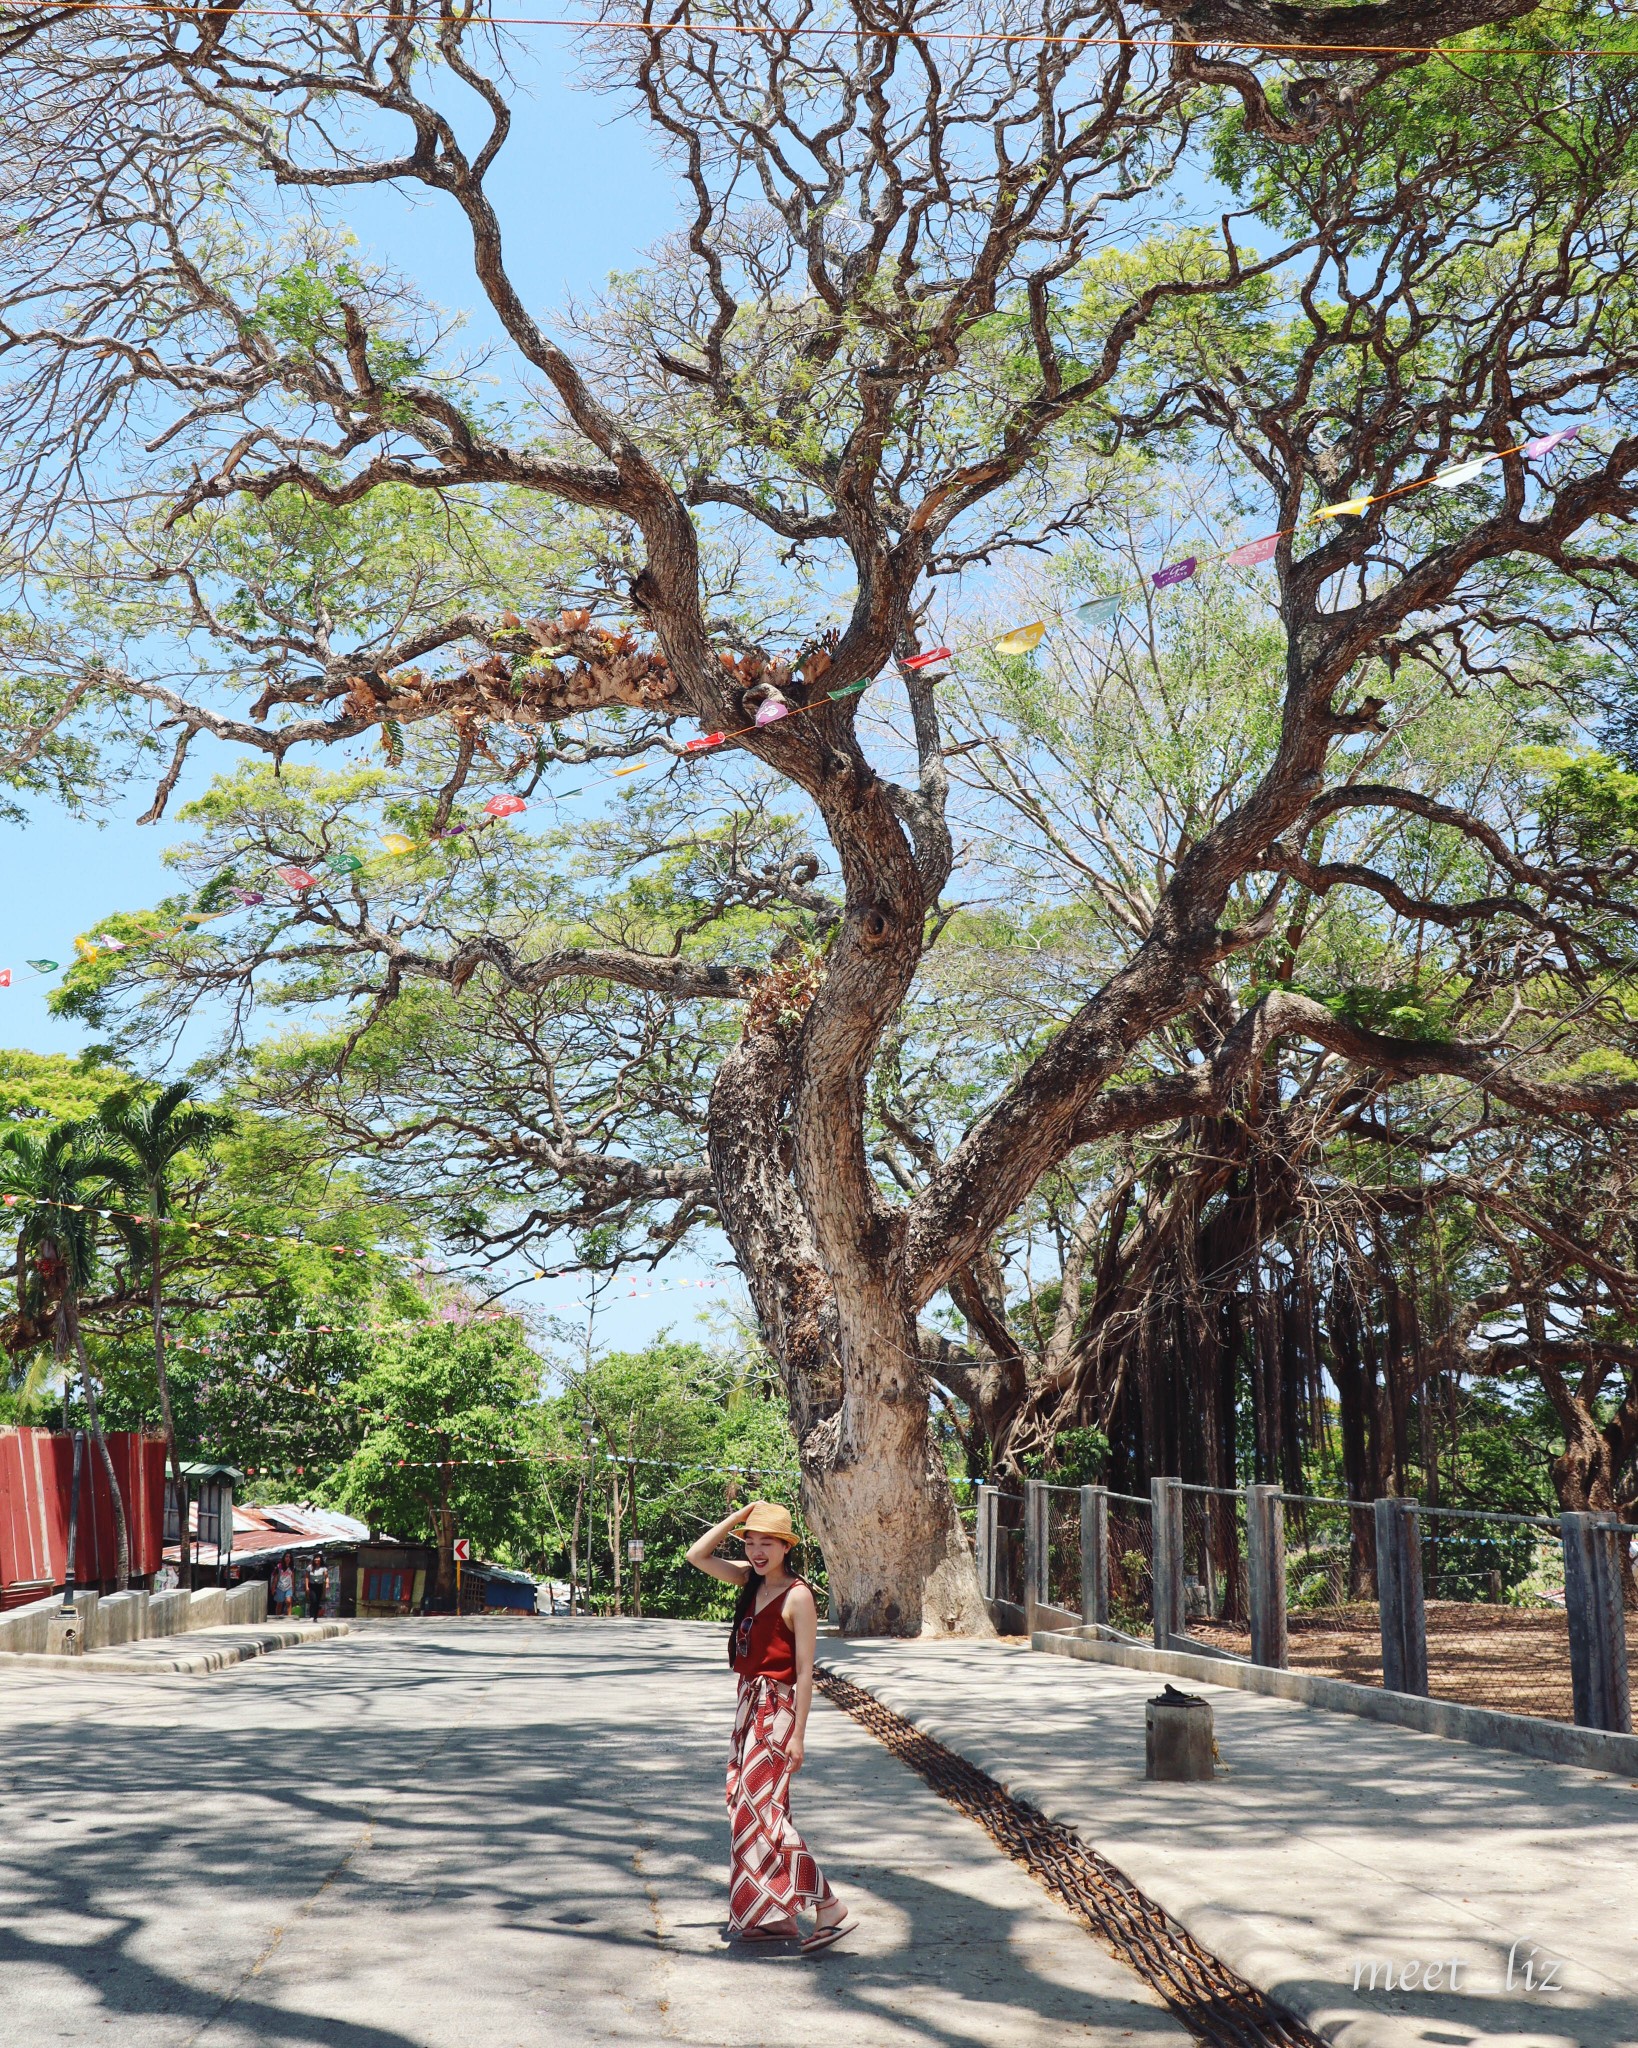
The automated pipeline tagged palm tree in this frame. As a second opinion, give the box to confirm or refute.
[0,1123,131,1589]
[98,1085,233,1591]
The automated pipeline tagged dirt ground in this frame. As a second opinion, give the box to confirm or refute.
[1190,1600,1638,1724]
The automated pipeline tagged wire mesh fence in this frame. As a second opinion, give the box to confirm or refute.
[1107,1490,1155,1638]
[1417,1506,1579,1723]
[983,1477,1632,1734]
[1176,1484,1250,1654]
[991,1488,1026,1612]
[1044,1484,1083,1615]
[1277,1492,1384,1687]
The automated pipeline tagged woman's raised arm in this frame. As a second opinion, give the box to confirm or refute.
[687,1505,753,1586]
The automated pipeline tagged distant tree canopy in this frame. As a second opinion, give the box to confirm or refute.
[2,1,1637,1629]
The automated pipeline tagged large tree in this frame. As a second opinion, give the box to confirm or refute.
[4,2,1638,1629]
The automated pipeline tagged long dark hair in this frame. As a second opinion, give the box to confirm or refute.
[727,1546,804,1667]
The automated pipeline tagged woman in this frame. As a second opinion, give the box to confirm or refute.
[270,1552,295,1618]
[305,1552,330,1618]
[687,1501,853,1955]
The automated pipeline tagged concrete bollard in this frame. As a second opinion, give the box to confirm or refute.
[92,1590,149,1650]
[188,1587,227,1630]
[224,1581,267,1627]
[1145,1684,1215,1781]
[147,1588,191,1638]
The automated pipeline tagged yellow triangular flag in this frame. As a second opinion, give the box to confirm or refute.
[382,834,416,856]
[1317,497,1371,519]
[993,621,1046,655]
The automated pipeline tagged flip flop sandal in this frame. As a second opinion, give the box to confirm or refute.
[800,1916,856,1956]
[737,1922,799,1942]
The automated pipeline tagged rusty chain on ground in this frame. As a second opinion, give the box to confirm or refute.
[815,1667,1325,2048]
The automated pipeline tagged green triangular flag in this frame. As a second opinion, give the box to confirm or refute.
[829,681,869,698]
[27,960,58,973]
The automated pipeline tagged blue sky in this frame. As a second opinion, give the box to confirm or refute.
[1,35,744,1351]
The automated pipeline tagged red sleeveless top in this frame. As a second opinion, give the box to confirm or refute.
[732,1581,798,1684]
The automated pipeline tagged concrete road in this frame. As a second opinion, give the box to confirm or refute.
[0,1619,1185,2048]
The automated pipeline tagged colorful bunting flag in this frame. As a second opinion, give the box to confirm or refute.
[1076,596,1125,624]
[233,889,265,906]
[1316,497,1370,519]
[993,621,1046,655]
[829,681,869,698]
[685,732,725,751]
[1523,426,1578,459]
[902,647,952,670]
[1228,536,1280,567]
[27,960,57,973]
[92,935,127,951]
[754,699,789,725]
[276,866,317,890]
[1151,558,1197,590]
[483,794,527,818]
[324,852,364,875]
[381,835,416,856]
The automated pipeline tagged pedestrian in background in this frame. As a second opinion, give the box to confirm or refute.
[686,1501,852,1955]
[271,1553,295,1617]
[305,1553,330,1618]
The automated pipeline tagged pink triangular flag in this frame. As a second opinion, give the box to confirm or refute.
[1523,426,1579,459]
[1228,535,1279,567]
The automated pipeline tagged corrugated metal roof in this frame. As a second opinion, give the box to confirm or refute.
[254,1505,371,1541]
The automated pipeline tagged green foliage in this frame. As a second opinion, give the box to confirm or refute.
[1522,746,1638,856]
[0,1049,133,1133]
[1021,1425,1109,1487]
[1326,983,1452,1045]
[319,1322,545,1559]
[535,1340,811,1619]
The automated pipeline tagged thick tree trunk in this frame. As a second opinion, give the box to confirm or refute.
[433,1503,455,1609]
[802,1423,988,1636]
[709,979,990,1638]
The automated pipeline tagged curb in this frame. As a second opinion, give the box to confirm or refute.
[0,1621,350,1675]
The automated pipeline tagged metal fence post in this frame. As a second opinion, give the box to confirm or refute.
[1024,1479,1047,1633]
[975,1484,996,1603]
[1151,1478,1185,1649]
[1080,1484,1109,1628]
[1375,1498,1428,1696]
[1245,1483,1288,1669]
[1562,1511,1632,1734]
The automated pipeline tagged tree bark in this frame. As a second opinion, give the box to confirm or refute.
[433,1501,455,1610]
[707,961,990,1637]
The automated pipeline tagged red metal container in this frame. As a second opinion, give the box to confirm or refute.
[0,1427,167,1604]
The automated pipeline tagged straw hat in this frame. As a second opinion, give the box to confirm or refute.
[740,1500,797,1545]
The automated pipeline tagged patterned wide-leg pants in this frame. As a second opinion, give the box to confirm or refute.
[725,1675,836,1932]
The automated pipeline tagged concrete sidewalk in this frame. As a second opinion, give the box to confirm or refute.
[0,1618,1186,2046]
[822,1635,1638,2048]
